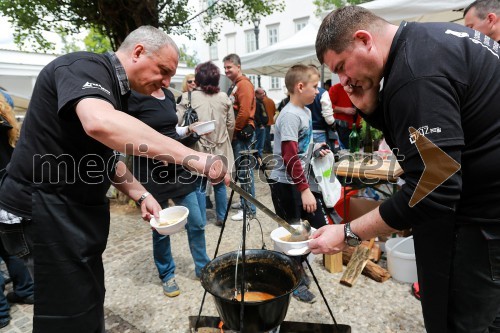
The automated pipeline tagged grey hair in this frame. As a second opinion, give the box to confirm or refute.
[464,0,500,18]
[315,6,387,64]
[118,25,179,58]
[222,53,241,66]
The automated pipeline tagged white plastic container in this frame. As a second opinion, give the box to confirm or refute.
[192,120,216,135]
[270,226,316,256]
[385,236,418,283]
[150,206,189,235]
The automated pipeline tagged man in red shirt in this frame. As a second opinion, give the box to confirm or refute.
[329,83,359,149]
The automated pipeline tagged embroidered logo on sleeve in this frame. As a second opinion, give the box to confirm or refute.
[82,82,111,95]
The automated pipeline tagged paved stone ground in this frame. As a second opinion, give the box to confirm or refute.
[1,177,425,333]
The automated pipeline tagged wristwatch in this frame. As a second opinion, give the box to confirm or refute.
[137,192,151,205]
[344,222,362,247]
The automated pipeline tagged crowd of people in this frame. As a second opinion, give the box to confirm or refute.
[0,0,498,331]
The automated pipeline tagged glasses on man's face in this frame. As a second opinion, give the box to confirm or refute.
[187,80,194,84]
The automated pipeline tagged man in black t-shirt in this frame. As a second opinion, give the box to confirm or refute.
[310,6,500,333]
[464,0,500,42]
[0,26,228,333]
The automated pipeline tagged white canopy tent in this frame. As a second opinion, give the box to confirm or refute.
[361,0,470,23]
[240,22,322,77]
[240,0,471,78]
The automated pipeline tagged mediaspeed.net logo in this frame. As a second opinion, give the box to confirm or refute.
[407,126,460,207]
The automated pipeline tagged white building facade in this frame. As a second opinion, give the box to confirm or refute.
[194,0,323,103]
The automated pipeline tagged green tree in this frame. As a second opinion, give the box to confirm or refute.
[313,0,372,16]
[179,44,199,68]
[83,28,112,54]
[0,0,284,53]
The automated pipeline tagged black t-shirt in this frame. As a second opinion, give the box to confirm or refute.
[0,52,127,218]
[364,22,500,235]
[128,88,196,203]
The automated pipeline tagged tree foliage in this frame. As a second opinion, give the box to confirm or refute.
[313,0,372,16]
[83,28,112,54]
[179,44,199,68]
[0,0,284,53]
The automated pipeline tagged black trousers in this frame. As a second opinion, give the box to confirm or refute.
[447,225,500,333]
[269,181,329,230]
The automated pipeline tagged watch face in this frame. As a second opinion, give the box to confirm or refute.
[347,237,362,247]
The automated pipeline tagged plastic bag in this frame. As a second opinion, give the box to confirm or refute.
[311,152,341,208]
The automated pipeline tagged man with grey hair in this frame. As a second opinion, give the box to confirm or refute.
[464,0,500,42]
[0,25,228,332]
[311,5,500,333]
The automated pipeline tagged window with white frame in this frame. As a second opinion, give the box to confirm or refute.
[267,25,279,45]
[209,44,218,60]
[270,77,281,90]
[226,33,236,54]
[294,17,309,32]
[248,75,258,87]
[245,30,256,52]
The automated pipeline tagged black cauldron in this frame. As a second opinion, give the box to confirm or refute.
[200,249,302,333]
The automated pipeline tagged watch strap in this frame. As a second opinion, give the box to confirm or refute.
[344,222,362,246]
[137,192,151,205]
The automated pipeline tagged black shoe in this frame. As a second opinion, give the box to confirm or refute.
[206,196,213,209]
[0,317,10,328]
[292,285,316,304]
[6,292,34,304]
[214,220,224,227]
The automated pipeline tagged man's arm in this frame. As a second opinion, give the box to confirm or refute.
[309,207,397,254]
[320,91,335,125]
[234,81,255,131]
[112,161,161,221]
[76,98,227,184]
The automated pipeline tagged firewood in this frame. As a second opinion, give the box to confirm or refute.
[340,239,374,287]
[342,247,391,283]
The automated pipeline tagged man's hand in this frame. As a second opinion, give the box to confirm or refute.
[140,195,161,222]
[205,155,228,184]
[301,188,317,213]
[308,224,347,254]
[344,84,380,115]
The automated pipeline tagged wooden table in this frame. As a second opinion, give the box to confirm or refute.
[334,158,403,183]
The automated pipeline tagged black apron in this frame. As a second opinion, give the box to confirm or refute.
[30,186,110,333]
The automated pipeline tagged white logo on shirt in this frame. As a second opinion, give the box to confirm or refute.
[445,29,499,59]
[409,125,441,144]
[82,82,111,95]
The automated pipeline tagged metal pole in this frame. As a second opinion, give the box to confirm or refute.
[254,21,261,87]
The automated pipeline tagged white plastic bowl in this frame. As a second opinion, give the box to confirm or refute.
[270,226,316,256]
[150,206,189,235]
[192,120,216,135]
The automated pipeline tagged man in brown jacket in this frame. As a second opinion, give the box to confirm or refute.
[223,53,257,220]
[257,88,277,154]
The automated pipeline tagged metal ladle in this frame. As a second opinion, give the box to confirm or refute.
[228,182,311,241]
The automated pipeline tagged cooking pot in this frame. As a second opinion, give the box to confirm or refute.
[200,249,302,333]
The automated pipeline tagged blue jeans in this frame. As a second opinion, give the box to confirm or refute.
[196,178,227,222]
[312,131,327,144]
[232,136,256,214]
[153,191,210,281]
[0,230,34,319]
[255,126,266,157]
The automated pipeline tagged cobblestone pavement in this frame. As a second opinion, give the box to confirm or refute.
[1,178,425,332]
